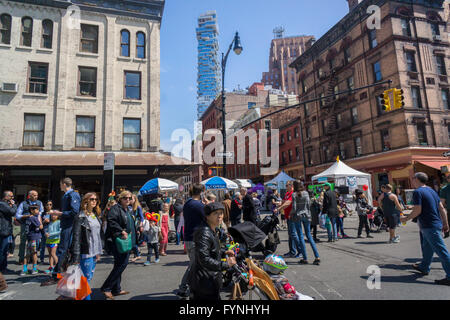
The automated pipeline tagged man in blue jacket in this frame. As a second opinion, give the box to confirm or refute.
[41,177,80,286]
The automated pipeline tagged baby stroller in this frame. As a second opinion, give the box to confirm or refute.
[370,207,387,232]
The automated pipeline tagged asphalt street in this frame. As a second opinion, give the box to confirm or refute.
[1,213,450,300]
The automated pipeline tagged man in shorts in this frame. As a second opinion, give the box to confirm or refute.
[378,184,403,243]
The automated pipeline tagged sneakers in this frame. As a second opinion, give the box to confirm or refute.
[390,236,400,243]
[155,258,160,263]
[31,269,38,275]
[294,253,302,258]
[412,263,429,275]
[176,289,189,299]
[366,235,374,238]
[435,278,450,286]
[20,270,28,276]
[283,252,295,258]
[45,267,53,274]
[144,261,151,266]
[313,258,321,265]
[298,259,308,264]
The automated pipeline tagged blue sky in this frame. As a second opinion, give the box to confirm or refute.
[160,0,349,153]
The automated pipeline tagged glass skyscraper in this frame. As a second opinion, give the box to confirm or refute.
[196,11,221,121]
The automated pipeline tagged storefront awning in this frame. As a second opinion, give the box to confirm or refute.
[416,161,450,171]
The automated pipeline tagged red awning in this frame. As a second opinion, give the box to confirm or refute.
[416,161,450,171]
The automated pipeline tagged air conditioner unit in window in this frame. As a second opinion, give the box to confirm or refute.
[433,34,441,41]
[1,83,18,93]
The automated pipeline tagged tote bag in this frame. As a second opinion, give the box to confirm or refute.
[115,236,132,254]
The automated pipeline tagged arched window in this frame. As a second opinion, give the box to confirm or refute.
[120,29,130,57]
[21,17,33,47]
[136,31,145,59]
[42,19,53,49]
[0,14,12,45]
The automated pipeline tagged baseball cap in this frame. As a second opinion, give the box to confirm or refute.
[204,202,225,216]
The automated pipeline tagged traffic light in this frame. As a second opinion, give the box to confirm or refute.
[379,90,391,112]
[393,88,405,109]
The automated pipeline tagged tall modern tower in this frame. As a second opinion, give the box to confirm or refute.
[196,11,221,121]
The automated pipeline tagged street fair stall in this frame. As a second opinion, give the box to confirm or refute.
[312,158,373,205]
[264,171,295,195]
[234,179,253,189]
[139,178,179,196]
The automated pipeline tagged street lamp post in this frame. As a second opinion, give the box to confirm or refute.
[221,32,242,178]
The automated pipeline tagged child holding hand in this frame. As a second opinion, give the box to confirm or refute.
[144,215,160,265]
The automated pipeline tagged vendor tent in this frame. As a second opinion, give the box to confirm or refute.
[234,179,253,188]
[312,159,372,204]
[264,171,295,191]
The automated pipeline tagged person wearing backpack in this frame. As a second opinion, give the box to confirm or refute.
[291,181,320,265]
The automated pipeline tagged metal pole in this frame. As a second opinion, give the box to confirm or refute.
[222,52,227,178]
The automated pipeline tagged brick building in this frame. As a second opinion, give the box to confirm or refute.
[290,0,450,194]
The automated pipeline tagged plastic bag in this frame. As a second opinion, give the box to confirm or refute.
[55,265,82,299]
[319,214,327,230]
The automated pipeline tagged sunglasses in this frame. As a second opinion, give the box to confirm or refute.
[122,197,132,200]
[89,198,98,202]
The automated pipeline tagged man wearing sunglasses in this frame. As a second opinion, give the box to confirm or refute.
[41,177,81,286]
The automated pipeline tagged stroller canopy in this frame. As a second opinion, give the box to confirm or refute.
[228,222,267,249]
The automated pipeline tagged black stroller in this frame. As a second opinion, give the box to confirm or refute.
[370,207,387,232]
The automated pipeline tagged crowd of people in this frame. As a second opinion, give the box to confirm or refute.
[0,171,449,298]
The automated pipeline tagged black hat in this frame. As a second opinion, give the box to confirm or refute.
[355,189,363,195]
[204,202,225,216]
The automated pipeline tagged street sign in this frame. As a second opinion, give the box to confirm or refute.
[217,152,234,158]
[104,153,115,171]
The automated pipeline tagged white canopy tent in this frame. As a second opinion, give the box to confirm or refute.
[312,159,373,204]
[264,171,296,193]
[234,179,253,188]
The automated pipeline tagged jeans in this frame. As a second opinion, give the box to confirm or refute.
[80,256,97,300]
[0,236,10,271]
[52,226,73,278]
[179,241,195,293]
[300,217,320,260]
[101,243,130,294]
[336,217,345,236]
[286,220,297,255]
[418,228,450,279]
[358,215,370,236]
[287,220,304,257]
[327,217,338,241]
[174,219,181,245]
[18,224,27,263]
[40,232,47,262]
[147,243,159,261]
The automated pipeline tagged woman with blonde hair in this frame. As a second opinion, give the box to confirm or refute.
[64,192,103,300]
[101,190,136,299]
[130,194,144,262]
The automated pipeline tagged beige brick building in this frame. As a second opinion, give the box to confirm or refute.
[291,0,450,194]
[0,0,194,205]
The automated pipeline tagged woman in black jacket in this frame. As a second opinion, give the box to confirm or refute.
[64,192,103,300]
[188,202,236,300]
[101,191,136,300]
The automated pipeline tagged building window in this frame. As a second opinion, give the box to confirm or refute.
[287,130,292,141]
[431,22,440,37]
[411,86,422,108]
[296,147,301,161]
[319,92,325,107]
[280,134,285,145]
[305,103,310,116]
[123,118,141,149]
[21,17,33,47]
[436,55,446,75]
[373,61,382,82]
[406,51,417,72]
[288,149,293,162]
[282,151,286,164]
[401,18,411,37]
[322,119,328,134]
[0,14,12,45]
[136,32,146,59]
[448,125,450,141]
[306,126,311,139]
[344,47,351,64]
[381,128,390,151]
[442,89,449,110]
[76,116,95,148]
[28,62,48,94]
[80,24,98,54]
[294,127,299,138]
[339,142,346,159]
[329,58,334,70]
[307,149,312,165]
[124,71,141,100]
[120,29,130,57]
[354,136,362,156]
[416,123,428,145]
[41,19,53,49]
[351,107,358,124]
[336,113,342,129]
[368,29,377,49]
[23,114,45,147]
[78,67,97,97]
[317,67,324,79]
[301,80,307,93]
[264,120,271,131]
[347,76,354,91]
